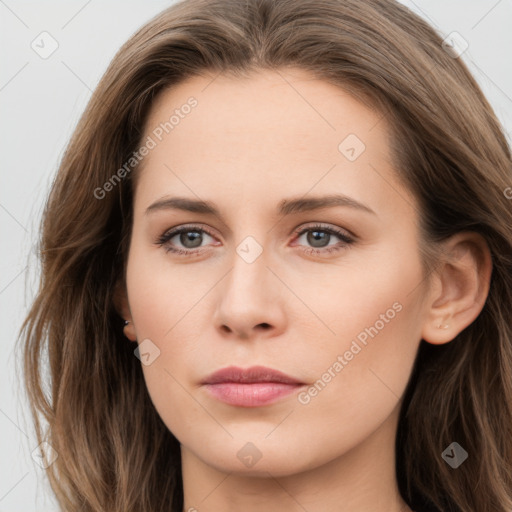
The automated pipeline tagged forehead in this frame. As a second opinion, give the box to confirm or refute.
[143,67,388,157]
[135,67,415,221]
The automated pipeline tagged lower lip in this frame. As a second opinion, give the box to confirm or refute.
[203,382,303,407]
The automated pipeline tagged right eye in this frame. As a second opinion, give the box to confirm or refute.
[155,224,218,255]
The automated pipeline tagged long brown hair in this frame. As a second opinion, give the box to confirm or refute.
[19,0,512,510]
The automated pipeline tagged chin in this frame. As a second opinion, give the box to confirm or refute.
[185,433,334,478]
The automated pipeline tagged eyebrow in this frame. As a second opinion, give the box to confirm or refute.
[145,194,376,219]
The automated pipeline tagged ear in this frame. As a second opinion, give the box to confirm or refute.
[421,231,492,345]
[113,279,137,342]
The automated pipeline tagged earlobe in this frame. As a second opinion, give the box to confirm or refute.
[421,232,492,346]
[123,320,137,342]
[113,280,137,342]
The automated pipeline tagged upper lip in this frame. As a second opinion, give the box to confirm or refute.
[201,365,304,385]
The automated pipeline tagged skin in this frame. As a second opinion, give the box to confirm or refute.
[116,67,492,512]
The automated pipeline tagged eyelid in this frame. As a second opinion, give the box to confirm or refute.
[292,222,355,240]
[156,223,218,248]
[159,221,354,240]
[160,223,218,239]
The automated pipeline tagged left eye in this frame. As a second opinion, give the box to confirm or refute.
[292,224,354,255]
[294,225,352,248]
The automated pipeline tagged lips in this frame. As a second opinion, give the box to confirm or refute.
[201,365,305,407]
[201,365,304,385]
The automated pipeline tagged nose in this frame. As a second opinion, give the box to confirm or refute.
[213,244,287,341]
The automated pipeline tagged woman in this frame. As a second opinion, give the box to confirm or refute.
[20,0,512,510]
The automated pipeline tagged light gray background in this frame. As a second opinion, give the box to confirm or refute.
[1,1,511,510]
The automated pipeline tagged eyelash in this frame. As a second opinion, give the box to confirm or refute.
[155,223,355,257]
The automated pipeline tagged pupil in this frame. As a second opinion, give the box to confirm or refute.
[181,231,202,248]
[308,230,329,248]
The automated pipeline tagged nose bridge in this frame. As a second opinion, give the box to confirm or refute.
[223,205,270,288]
[213,231,285,338]
[226,234,270,302]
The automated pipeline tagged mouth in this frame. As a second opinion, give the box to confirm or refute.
[201,365,306,407]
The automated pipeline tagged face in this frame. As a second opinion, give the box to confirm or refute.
[123,68,431,476]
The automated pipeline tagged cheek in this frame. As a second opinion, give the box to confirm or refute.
[292,240,425,360]
[125,240,211,342]
[291,245,425,416]
[282,278,423,466]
